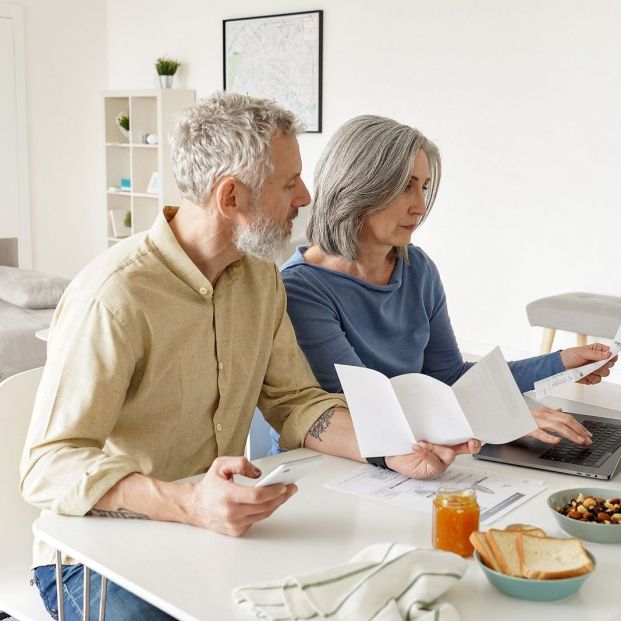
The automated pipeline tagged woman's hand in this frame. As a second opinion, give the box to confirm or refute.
[386,439,481,479]
[525,407,592,445]
[560,343,617,384]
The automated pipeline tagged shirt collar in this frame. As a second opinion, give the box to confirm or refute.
[147,207,214,296]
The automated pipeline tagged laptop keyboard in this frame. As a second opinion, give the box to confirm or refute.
[539,420,621,468]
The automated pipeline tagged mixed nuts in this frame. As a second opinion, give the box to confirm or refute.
[556,492,621,524]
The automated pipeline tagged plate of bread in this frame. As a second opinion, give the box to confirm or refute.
[470,523,595,600]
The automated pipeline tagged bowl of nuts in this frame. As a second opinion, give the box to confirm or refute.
[547,488,621,543]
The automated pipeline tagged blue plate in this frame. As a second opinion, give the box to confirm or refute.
[474,550,595,601]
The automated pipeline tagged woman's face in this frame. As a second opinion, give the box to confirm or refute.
[359,149,430,254]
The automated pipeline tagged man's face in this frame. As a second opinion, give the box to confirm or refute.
[233,133,311,260]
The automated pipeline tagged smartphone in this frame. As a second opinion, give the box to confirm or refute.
[254,455,323,487]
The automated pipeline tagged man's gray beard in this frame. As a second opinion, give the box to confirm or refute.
[232,208,290,261]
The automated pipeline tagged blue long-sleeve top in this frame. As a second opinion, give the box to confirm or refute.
[269,245,564,453]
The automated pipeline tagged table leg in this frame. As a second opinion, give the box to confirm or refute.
[55,550,65,621]
[98,576,107,621]
[83,566,90,621]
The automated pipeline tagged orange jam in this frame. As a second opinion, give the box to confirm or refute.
[432,487,479,557]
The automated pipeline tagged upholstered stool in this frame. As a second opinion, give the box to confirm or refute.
[527,292,621,353]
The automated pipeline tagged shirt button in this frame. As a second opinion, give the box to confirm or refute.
[199,287,208,295]
[218,361,224,370]
[216,423,223,432]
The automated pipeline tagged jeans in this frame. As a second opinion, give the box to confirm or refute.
[33,564,177,620]
[267,427,285,456]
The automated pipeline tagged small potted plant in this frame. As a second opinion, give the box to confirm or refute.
[155,56,181,89]
[115,112,130,140]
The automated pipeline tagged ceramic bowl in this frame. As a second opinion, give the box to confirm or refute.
[547,487,621,544]
[473,550,595,601]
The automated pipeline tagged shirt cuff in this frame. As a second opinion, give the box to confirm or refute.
[51,456,145,516]
[552,349,565,374]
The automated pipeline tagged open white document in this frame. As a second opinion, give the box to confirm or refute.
[335,347,537,457]
[325,464,546,527]
[534,324,621,399]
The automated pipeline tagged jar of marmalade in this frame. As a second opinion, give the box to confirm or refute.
[432,486,479,557]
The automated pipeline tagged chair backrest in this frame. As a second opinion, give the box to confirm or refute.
[0,366,49,620]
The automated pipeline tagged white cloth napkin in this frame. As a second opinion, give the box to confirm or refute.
[232,542,466,620]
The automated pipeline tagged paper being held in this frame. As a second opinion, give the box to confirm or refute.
[335,347,537,457]
[534,324,621,399]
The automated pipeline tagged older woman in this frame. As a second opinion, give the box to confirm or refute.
[269,115,616,467]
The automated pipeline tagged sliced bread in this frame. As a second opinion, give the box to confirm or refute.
[485,529,522,577]
[469,531,501,572]
[518,534,594,579]
[505,523,546,537]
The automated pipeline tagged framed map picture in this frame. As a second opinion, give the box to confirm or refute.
[223,10,323,132]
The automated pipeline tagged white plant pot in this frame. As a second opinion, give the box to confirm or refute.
[158,75,173,89]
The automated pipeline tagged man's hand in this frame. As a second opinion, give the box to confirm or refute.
[187,456,297,536]
[560,343,617,385]
[526,407,592,446]
[385,439,481,479]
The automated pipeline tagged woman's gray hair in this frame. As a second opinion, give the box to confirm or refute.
[307,115,441,262]
[170,91,303,205]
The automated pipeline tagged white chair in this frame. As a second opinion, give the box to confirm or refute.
[0,366,49,620]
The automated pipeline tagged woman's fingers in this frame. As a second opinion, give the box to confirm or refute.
[529,407,592,445]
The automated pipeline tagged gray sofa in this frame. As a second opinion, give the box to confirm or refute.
[0,238,68,381]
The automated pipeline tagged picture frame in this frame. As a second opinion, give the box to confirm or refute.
[146,171,160,195]
[108,209,131,238]
[223,10,323,132]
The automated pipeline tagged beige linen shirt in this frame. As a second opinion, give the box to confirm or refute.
[21,208,346,567]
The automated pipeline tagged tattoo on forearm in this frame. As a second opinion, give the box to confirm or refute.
[88,507,150,520]
[309,407,335,442]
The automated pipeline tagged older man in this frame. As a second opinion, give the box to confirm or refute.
[21,92,478,619]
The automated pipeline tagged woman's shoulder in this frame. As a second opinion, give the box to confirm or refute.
[406,244,440,275]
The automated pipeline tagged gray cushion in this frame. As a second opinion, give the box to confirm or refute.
[526,292,621,339]
[0,266,69,309]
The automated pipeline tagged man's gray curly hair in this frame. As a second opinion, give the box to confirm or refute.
[170,91,303,205]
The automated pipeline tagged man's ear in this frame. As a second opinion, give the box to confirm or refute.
[213,176,249,222]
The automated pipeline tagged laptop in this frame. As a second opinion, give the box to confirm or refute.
[474,401,621,479]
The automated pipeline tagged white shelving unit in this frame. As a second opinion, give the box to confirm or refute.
[103,89,195,245]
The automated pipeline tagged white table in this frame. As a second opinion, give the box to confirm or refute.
[34,328,49,342]
[33,383,621,621]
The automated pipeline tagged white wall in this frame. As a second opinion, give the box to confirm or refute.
[107,0,621,371]
[20,0,107,278]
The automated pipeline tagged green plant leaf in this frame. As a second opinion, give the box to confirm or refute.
[155,56,181,75]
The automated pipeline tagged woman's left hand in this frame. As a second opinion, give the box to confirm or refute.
[526,407,592,445]
[560,343,617,384]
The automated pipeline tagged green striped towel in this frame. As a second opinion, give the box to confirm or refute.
[232,543,466,620]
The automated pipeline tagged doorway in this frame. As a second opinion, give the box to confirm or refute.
[0,4,30,268]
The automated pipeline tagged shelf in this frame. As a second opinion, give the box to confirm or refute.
[106,191,158,199]
[106,143,157,148]
[104,89,196,240]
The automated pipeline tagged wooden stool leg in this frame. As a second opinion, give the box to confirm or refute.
[540,328,556,353]
[577,334,587,347]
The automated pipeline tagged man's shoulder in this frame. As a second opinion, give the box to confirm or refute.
[65,233,156,304]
